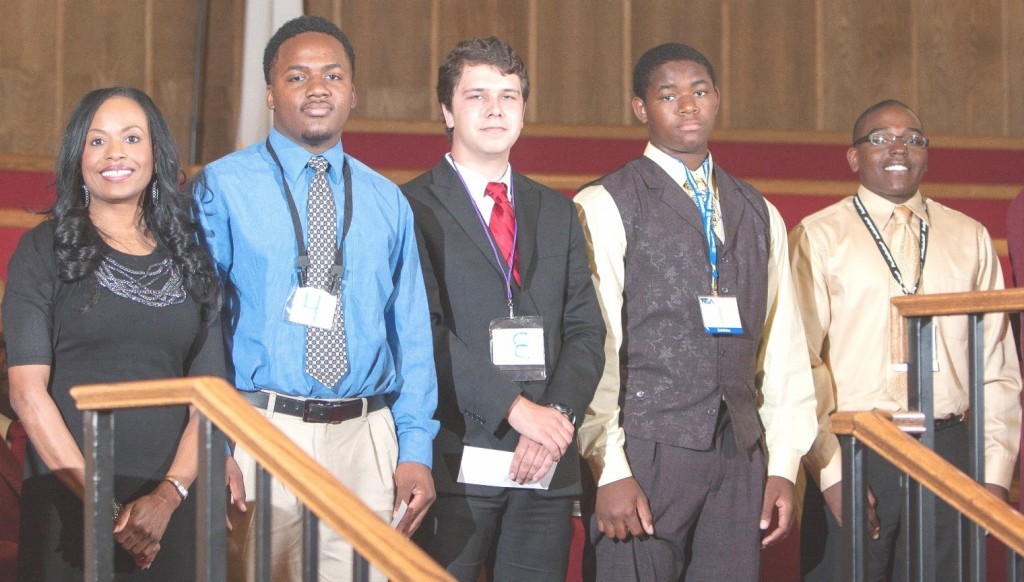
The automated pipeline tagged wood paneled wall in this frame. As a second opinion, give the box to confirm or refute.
[2,0,1021,165]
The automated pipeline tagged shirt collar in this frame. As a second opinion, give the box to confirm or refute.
[0,415,11,444]
[267,128,346,183]
[643,142,715,191]
[856,185,929,227]
[445,154,512,201]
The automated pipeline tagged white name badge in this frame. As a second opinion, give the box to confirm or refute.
[285,286,338,330]
[489,316,546,381]
[698,295,743,335]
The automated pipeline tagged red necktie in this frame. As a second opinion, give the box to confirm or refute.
[7,420,27,470]
[484,182,520,286]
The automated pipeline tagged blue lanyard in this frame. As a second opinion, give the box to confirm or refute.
[680,156,719,294]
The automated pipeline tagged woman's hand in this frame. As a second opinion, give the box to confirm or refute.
[114,481,181,569]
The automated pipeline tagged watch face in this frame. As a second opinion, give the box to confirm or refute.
[549,403,575,425]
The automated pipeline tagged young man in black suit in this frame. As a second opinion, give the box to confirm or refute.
[401,37,605,582]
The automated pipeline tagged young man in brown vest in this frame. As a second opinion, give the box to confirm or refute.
[575,43,817,580]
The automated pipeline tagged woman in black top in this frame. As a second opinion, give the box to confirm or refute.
[2,87,242,580]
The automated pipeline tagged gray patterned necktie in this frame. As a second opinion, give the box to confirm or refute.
[305,156,348,388]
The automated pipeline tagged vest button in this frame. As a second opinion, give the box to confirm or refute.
[720,286,729,293]
[635,390,646,398]
[707,408,717,415]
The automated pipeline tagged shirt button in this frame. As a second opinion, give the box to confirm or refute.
[635,390,646,398]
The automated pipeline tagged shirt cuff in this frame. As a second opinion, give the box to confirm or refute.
[814,449,844,491]
[586,446,633,487]
[766,448,804,483]
[985,452,1017,490]
[396,430,434,469]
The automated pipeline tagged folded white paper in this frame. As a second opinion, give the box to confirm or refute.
[390,500,409,528]
[457,445,556,489]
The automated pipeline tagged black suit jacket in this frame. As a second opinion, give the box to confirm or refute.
[402,159,604,498]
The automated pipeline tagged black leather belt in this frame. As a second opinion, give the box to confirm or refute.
[241,391,386,424]
[935,410,968,430]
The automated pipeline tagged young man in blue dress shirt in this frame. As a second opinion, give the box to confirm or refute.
[194,15,438,582]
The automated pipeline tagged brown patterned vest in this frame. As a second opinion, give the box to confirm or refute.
[599,157,770,452]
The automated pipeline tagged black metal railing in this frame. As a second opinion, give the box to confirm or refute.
[72,377,453,582]
[837,289,1024,582]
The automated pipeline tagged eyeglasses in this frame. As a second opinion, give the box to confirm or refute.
[852,132,929,148]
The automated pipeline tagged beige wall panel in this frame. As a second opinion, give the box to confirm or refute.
[60,1,148,125]
[3,0,1024,164]
[197,0,244,162]
[151,1,200,163]
[631,1,724,124]
[726,0,818,131]
[305,0,335,21]
[0,0,59,156]
[535,0,626,125]
[632,0,723,71]
[1004,0,1024,136]
[436,1,531,48]
[915,0,1004,135]
[435,1,533,124]
[819,0,914,135]
[326,1,435,120]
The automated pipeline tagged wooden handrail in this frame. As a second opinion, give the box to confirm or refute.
[831,411,1024,557]
[70,377,454,582]
[892,288,1024,317]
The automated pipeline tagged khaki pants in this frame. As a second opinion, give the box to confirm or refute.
[228,402,398,582]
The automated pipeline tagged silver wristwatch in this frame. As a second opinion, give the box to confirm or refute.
[547,403,576,426]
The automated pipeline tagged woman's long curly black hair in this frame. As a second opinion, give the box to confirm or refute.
[50,87,220,325]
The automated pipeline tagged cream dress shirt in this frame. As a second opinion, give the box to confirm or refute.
[789,186,1022,491]
[574,143,818,486]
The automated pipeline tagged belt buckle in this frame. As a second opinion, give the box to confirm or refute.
[302,399,343,424]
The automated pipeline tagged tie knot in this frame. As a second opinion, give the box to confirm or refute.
[894,205,913,225]
[308,156,330,174]
[683,178,708,193]
[485,182,508,204]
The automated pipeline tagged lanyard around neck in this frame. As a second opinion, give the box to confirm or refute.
[448,158,519,317]
[265,138,353,293]
[679,156,719,294]
[852,195,928,295]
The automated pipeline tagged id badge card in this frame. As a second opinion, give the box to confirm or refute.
[284,286,338,330]
[892,325,940,373]
[489,316,546,381]
[698,295,743,335]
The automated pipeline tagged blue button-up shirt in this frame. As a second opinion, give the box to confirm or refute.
[195,129,439,466]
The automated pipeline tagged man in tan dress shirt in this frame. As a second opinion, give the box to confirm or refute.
[790,99,1022,580]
